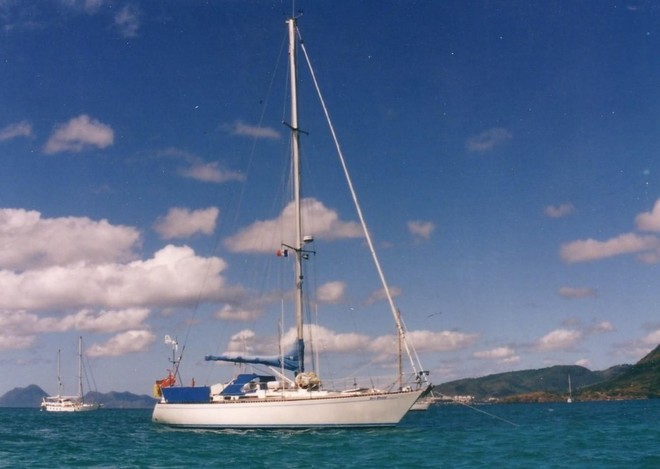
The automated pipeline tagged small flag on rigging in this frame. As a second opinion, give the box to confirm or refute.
[276,249,289,257]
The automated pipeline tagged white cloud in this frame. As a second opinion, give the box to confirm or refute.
[0,333,35,351]
[220,325,477,361]
[0,208,140,269]
[87,330,155,357]
[214,304,262,322]
[114,4,140,38]
[70,308,151,333]
[391,329,479,353]
[0,121,32,141]
[558,286,597,299]
[226,120,280,140]
[635,199,660,232]
[641,328,660,346]
[316,281,346,304]
[466,127,512,152]
[588,321,614,334]
[61,0,105,14]
[560,233,660,263]
[366,285,402,305]
[474,346,518,362]
[407,220,435,240]
[224,198,362,253]
[535,328,583,351]
[575,358,591,368]
[154,207,219,239]
[544,203,575,218]
[43,114,114,154]
[0,245,233,311]
[0,307,151,351]
[179,161,245,183]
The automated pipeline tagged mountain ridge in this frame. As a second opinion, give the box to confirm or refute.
[0,386,156,409]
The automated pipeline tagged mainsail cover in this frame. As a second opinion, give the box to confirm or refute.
[204,344,301,372]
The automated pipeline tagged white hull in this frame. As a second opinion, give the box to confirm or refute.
[152,388,424,428]
[41,397,100,412]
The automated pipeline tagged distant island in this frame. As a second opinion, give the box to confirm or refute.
[435,343,659,403]
[2,344,657,408]
[0,385,157,409]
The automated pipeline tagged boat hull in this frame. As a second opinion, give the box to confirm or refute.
[152,388,425,428]
[41,399,100,412]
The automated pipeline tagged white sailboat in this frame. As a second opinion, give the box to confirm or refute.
[567,374,573,403]
[151,16,430,429]
[41,336,101,412]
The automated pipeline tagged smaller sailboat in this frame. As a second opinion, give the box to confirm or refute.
[566,374,573,404]
[41,336,101,412]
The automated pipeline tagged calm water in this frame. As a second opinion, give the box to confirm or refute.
[0,400,658,468]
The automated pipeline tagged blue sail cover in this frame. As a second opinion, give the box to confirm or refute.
[204,342,302,372]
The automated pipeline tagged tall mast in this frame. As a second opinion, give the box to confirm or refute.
[78,336,83,400]
[287,17,305,374]
[57,349,62,397]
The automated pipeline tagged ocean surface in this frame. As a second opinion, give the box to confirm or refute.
[1,400,658,468]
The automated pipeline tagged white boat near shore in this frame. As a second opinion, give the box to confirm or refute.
[41,336,100,412]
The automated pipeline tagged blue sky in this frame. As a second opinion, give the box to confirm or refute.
[1,0,660,397]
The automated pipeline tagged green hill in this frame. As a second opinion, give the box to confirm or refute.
[579,344,660,400]
[435,344,659,401]
[434,365,622,400]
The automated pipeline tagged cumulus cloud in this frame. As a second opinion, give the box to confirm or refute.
[635,199,660,232]
[535,328,583,351]
[87,330,155,357]
[224,198,363,253]
[0,208,140,270]
[154,207,219,239]
[43,114,114,154]
[407,220,435,241]
[0,245,233,311]
[560,233,660,263]
[641,328,660,346]
[221,325,372,357]
[214,304,262,322]
[612,327,660,361]
[316,281,346,304]
[474,346,520,364]
[545,203,575,218]
[114,4,140,38]
[225,120,280,140]
[0,121,32,141]
[558,286,597,299]
[466,127,512,152]
[0,307,151,351]
[575,358,591,368]
[403,329,479,353]
[560,199,660,264]
[220,324,477,363]
[69,308,151,333]
[366,286,402,305]
[61,0,105,14]
[587,321,614,334]
[179,161,245,183]
[160,147,245,184]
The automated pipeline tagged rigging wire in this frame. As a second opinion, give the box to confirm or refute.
[295,24,424,380]
[170,30,290,383]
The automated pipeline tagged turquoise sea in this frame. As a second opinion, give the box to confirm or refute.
[1,400,658,468]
